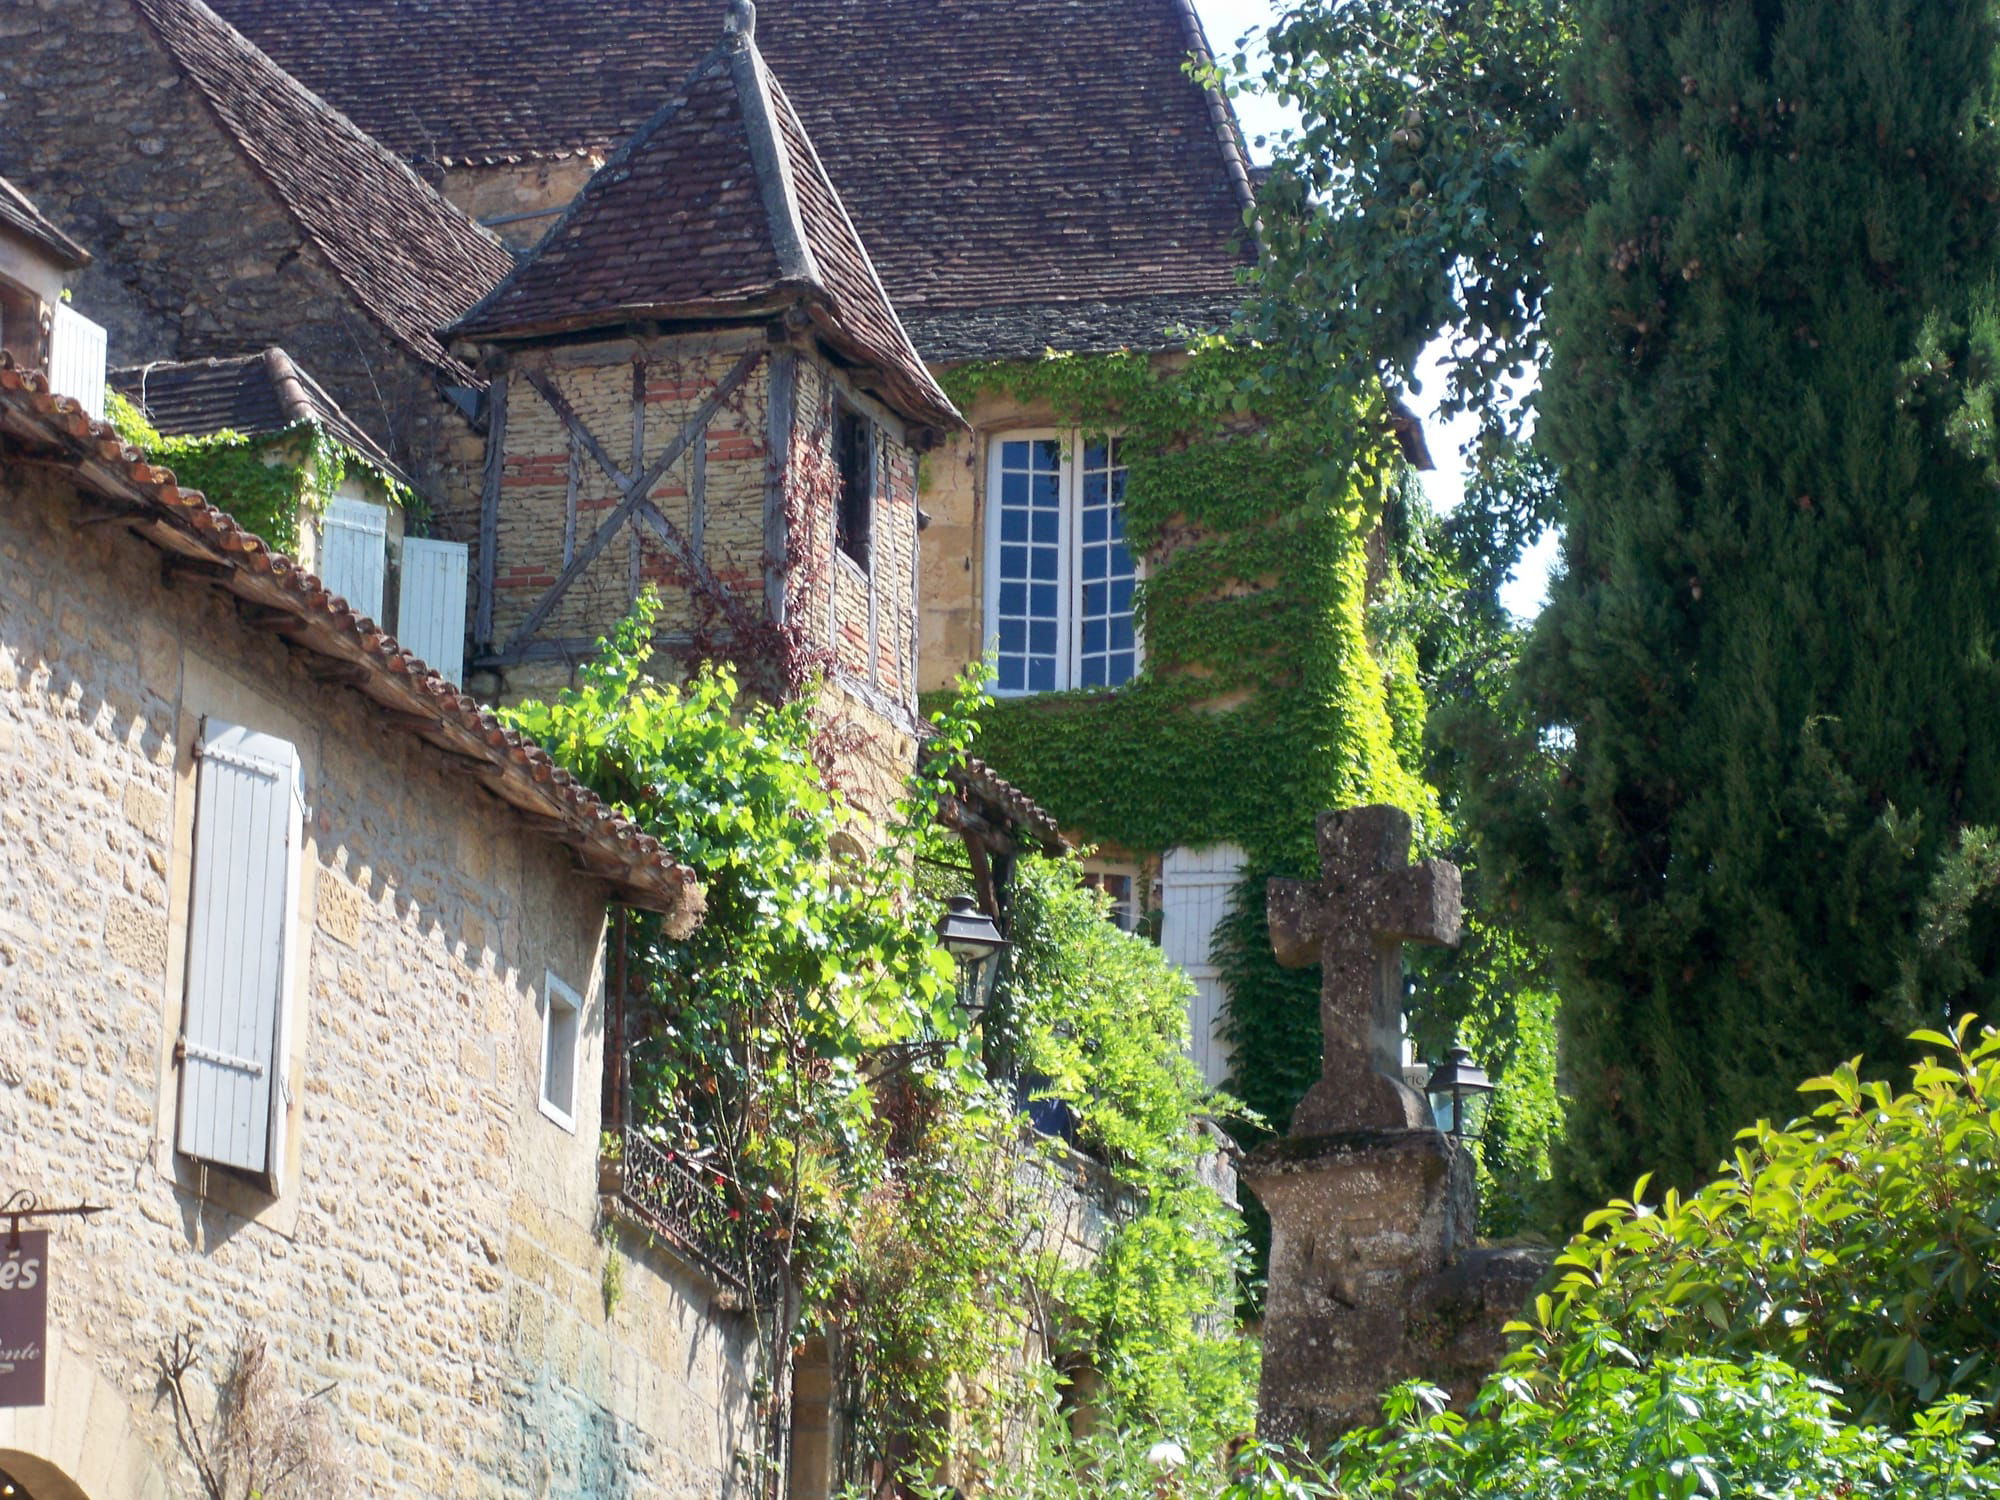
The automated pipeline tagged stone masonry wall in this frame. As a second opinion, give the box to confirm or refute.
[437,161,600,251]
[0,457,758,1497]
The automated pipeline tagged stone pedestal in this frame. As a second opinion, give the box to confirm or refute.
[1243,1128,1545,1446]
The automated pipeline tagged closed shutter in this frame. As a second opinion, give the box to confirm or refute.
[395,537,469,686]
[177,719,302,1176]
[320,495,388,620]
[1161,845,1245,1090]
[48,304,107,420]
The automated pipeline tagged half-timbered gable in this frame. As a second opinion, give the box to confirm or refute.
[448,3,964,816]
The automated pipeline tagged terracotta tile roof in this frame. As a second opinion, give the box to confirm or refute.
[451,12,959,432]
[957,756,1068,857]
[204,0,1256,355]
[0,176,91,270]
[129,0,514,382]
[111,349,417,490]
[0,354,704,932]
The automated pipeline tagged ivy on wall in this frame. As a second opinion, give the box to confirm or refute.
[933,346,1436,1169]
[108,390,417,555]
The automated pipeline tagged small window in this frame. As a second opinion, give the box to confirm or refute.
[833,401,874,571]
[539,972,581,1132]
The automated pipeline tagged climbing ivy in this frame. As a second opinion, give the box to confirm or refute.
[108,389,417,554]
[933,346,1437,1177]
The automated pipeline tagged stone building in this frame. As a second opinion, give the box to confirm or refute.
[0,311,812,1496]
[0,0,1322,1063]
[0,0,1481,1473]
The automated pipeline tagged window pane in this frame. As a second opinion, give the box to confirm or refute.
[992,434,1065,693]
[1076,437,1137,688]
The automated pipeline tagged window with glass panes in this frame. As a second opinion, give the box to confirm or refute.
[985,431,1138,693]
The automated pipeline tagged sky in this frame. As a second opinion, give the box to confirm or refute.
[1189,0,1559,620]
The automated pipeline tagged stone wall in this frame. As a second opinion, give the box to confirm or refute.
[0,455,759,1497]
[438,161,598,250]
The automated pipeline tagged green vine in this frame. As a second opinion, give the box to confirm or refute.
[933,346,1436,1174]
[107,389,419,554]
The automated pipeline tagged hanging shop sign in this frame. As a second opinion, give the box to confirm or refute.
[0,1193,108,1408]
[0,1231,47,1408]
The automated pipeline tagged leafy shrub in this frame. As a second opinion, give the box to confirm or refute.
[1510,1017,2000,1427]
[1319,1353,2000,1499]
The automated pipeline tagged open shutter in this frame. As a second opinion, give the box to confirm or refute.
[320,495,388,620]
[48,304,107,420]
[1161,845,1245,1090]
[395,537,469,685]
[177,720,302,1176]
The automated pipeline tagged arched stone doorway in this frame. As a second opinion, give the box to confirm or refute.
[0,1336,173,1499]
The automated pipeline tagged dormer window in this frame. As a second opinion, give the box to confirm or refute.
[834,400,874,571]
[984,431,1138,694]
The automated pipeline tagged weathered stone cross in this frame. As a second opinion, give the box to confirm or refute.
[1269,806,1463,1134]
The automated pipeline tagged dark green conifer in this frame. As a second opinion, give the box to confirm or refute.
[1490,0,2000,1210]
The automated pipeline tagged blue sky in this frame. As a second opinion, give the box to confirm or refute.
[1189,0,1558,620]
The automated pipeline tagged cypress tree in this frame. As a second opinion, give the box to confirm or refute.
[1491,0,2000,1211]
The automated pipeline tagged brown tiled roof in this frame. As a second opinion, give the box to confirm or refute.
[940,754,1067,858]
[204,0,1256,355]
[0,176,91,270]
[0,354,704,931]
[129,0,513,382]
[111,349,416,490]
[452,14,959,432]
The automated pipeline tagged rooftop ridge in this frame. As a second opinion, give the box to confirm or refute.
[450,9,959,430]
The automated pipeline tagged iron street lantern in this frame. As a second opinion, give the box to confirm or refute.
[935,894,1008,1018]
[1425,1044,1495,1140]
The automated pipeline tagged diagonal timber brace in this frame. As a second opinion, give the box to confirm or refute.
[505,349,764,655]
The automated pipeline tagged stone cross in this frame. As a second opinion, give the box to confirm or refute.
[1268,806,1462,1134]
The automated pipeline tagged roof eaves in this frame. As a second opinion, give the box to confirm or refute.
[0,354,704,931]
[459,286,813,345]
[0,177,93,270]
[952,756,1068,857]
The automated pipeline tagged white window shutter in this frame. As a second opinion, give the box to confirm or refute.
[177,720,302,1176]
[48,304,107,420]
[320,495,388,620]
[395,537,468,685]
[1161,845,1245,1090]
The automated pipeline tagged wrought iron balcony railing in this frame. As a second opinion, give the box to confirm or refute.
[607,1129,781,1307]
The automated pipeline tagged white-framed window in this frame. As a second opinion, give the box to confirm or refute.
[984,430,1139,694]
[539,971,582,1132]
[176,718,304,1180]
